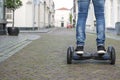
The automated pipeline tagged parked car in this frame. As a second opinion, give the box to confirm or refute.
[67,24,73,28]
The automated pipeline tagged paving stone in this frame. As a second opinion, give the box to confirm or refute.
[0,28,119,80]
[0,34,40,63]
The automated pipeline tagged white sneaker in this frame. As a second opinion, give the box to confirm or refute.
[97,45,106,54]
[75,46,84,55]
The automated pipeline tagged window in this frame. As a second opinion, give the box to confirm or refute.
[6,8,12,21]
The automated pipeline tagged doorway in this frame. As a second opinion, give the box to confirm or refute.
[61,22,64,27]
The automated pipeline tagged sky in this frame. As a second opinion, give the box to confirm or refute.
[53,0,73,9]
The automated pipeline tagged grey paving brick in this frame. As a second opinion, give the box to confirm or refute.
[0,28,119,80]
[0,34,40,63]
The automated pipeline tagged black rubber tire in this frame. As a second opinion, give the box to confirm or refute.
[67,46,74,64]
[107,46,116,65]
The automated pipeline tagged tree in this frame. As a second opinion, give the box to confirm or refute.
[69,13,72,24]
[5,0,22,27]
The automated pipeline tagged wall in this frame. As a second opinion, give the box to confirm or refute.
[55,10,70,27]
[74,0,119,29]
[6,0,55,29]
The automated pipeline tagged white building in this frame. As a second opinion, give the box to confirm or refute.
[55,7,70,27]
[6,0,55,30]
[105,0,120,28]
[72,0,120,30]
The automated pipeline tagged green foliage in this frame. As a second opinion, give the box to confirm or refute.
[5,0,22,10]
[69,13,72,24]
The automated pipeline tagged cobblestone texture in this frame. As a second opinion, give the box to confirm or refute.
[0,34,40,62]
[0,28,120,80]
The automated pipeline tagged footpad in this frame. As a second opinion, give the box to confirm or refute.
[73,53,92,60]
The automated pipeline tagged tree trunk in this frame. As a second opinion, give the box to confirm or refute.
[12,9,15,28]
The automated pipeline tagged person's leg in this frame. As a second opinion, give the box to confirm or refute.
[76,0,90,54]
[92,0,106,54]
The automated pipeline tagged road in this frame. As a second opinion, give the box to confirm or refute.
[0,28,120,80]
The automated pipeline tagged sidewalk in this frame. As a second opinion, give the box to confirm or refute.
[0,33,40,63]
[86,29,120,40]
[20,27,55,33]
[106,30,120,40]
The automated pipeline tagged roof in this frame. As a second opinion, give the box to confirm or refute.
[57,7,70,10]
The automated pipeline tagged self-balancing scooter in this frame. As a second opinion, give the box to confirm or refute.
[67,46,116,65]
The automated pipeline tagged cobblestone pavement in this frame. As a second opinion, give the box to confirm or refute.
[0,34,40,62]
[0,28,120,80]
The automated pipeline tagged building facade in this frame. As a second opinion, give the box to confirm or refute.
[55,7,70,27]
[6,0,55,30]
[0,0,6,35]
[72,0,120,30]
[105,0,120,28]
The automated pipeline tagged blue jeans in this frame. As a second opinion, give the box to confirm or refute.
[76,0,105,46]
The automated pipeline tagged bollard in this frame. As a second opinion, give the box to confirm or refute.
[115,22,120,35]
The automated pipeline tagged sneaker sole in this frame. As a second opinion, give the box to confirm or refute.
[76,51,84,55]
[97,50,106,54]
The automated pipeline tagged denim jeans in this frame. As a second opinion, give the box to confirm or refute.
[76,0,105,46]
